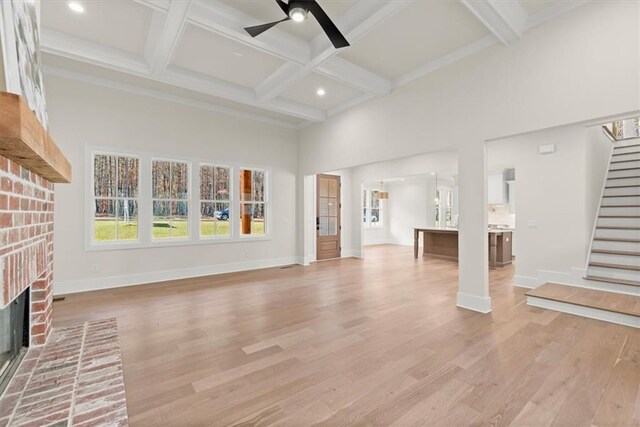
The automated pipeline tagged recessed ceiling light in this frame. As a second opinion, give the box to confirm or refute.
[68,1,85,13]
[316,88,326,97]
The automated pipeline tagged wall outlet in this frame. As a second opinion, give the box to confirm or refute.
[527,220,538,229]
[91,264,99,274]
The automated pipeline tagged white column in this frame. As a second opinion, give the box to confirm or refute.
[457,143,492,313]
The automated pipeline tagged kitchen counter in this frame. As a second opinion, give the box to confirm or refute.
[414,227,513,267]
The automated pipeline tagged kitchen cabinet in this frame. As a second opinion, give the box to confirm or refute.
[488,172,507,204]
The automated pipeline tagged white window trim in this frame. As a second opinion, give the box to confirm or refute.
[84,146,272,251]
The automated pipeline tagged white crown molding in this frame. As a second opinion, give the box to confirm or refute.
[524,0,591,29]
[461,0,528,45]
[44,65,301,129]
[40,29,326,122]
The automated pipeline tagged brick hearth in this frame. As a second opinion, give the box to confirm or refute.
[0,318,128,426]
[0,155,54,345]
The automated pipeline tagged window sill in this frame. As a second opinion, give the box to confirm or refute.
[85,235,272,251]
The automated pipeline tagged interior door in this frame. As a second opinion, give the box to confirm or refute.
[316,174,341,260]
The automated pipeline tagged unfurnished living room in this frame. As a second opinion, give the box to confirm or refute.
[0,0,638,425]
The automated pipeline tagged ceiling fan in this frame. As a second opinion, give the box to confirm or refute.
[244,0,350,49]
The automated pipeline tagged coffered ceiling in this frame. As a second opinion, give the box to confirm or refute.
[40,0,589,129]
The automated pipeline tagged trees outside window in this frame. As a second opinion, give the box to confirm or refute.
[200,165,231,237]
[240,169,266,236]
[152,160,189,239]
[93,154,139,242]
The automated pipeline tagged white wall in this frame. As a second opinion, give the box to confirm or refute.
[487,123,610,287]
[46,75,299,294]
[298,2,639,176]
[387,180,428,246]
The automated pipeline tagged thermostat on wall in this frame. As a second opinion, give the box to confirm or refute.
[538,143,556,155]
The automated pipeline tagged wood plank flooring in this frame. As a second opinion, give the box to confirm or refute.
[53,245,640,426]
[527,282,640,317]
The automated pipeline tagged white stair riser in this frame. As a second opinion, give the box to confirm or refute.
[610,160,640,171]
[590,253,640,267]
[600,196,640,206]
[607,176,640,187]
[600,206,640,216]
[612,152,640,162]
[604,187,640,196]
[587,267,640,282]
[614,138,640,149]
[592,240,640,252]
[597,217,640,228]
[595,228,640,240]
[582,279,640,296]
[527,297,640,328]
[609,169,640,179]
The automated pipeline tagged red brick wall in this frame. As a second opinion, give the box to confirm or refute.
[0,155,54,346]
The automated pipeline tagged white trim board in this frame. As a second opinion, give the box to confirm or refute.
[456,292,492,314]
[54,256,298,296]
[527,296,639,329]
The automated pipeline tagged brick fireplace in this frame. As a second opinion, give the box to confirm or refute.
[0,155,55,346]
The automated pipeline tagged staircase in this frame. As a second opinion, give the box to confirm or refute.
[586,137,640,293]
[527,125,640,328]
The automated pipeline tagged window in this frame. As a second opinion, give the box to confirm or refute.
[240,168,266,236]
[363,189,383,227]
[152,160,189,239]
[93,154,139,242]
[199,164,231,237]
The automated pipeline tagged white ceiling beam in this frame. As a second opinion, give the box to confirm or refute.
[256,0,412,102]
[460,0,528,45]
[317,57,391,97]
[40,30,325,122]
[146,0,194,76]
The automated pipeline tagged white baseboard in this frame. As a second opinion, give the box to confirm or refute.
[54,256,299,295]
[456,292,492,314]
[513,275,540,289]
[527,296,639,328]
[343,250,363,259]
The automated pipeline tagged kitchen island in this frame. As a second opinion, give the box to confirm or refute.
[413,227,513,267]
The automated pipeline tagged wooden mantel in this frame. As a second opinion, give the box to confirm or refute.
[0,92,71,183]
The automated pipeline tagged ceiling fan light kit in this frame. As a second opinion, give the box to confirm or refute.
[244,0,350,49]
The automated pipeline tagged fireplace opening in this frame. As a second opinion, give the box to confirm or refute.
[0,289,29,394]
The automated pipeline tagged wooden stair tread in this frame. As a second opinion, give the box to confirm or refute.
[594,237,640,243]
[612,151,640,156]
[600,205,640,208]
[614,143,640,150]
[608,175,640,180]
[585,275,640,287]
[602,195,640,198]
[592,249,640,257]
[605,185,640,189]
[589,262,640,271]
[598,215,640,218]
[609,167,640,172]
[597,226,640,230]
[526,283,640,317]
[611,159,640,164]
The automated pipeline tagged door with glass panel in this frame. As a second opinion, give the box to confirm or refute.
[316,174,341,260]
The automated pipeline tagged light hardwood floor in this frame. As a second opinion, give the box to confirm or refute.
[53,245,640,426]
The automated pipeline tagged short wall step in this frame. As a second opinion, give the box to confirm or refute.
[526,283,639,328]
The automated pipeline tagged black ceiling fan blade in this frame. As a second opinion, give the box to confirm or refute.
[274,0,290,15]
[244,17,291,38]
[306,1,350,49]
